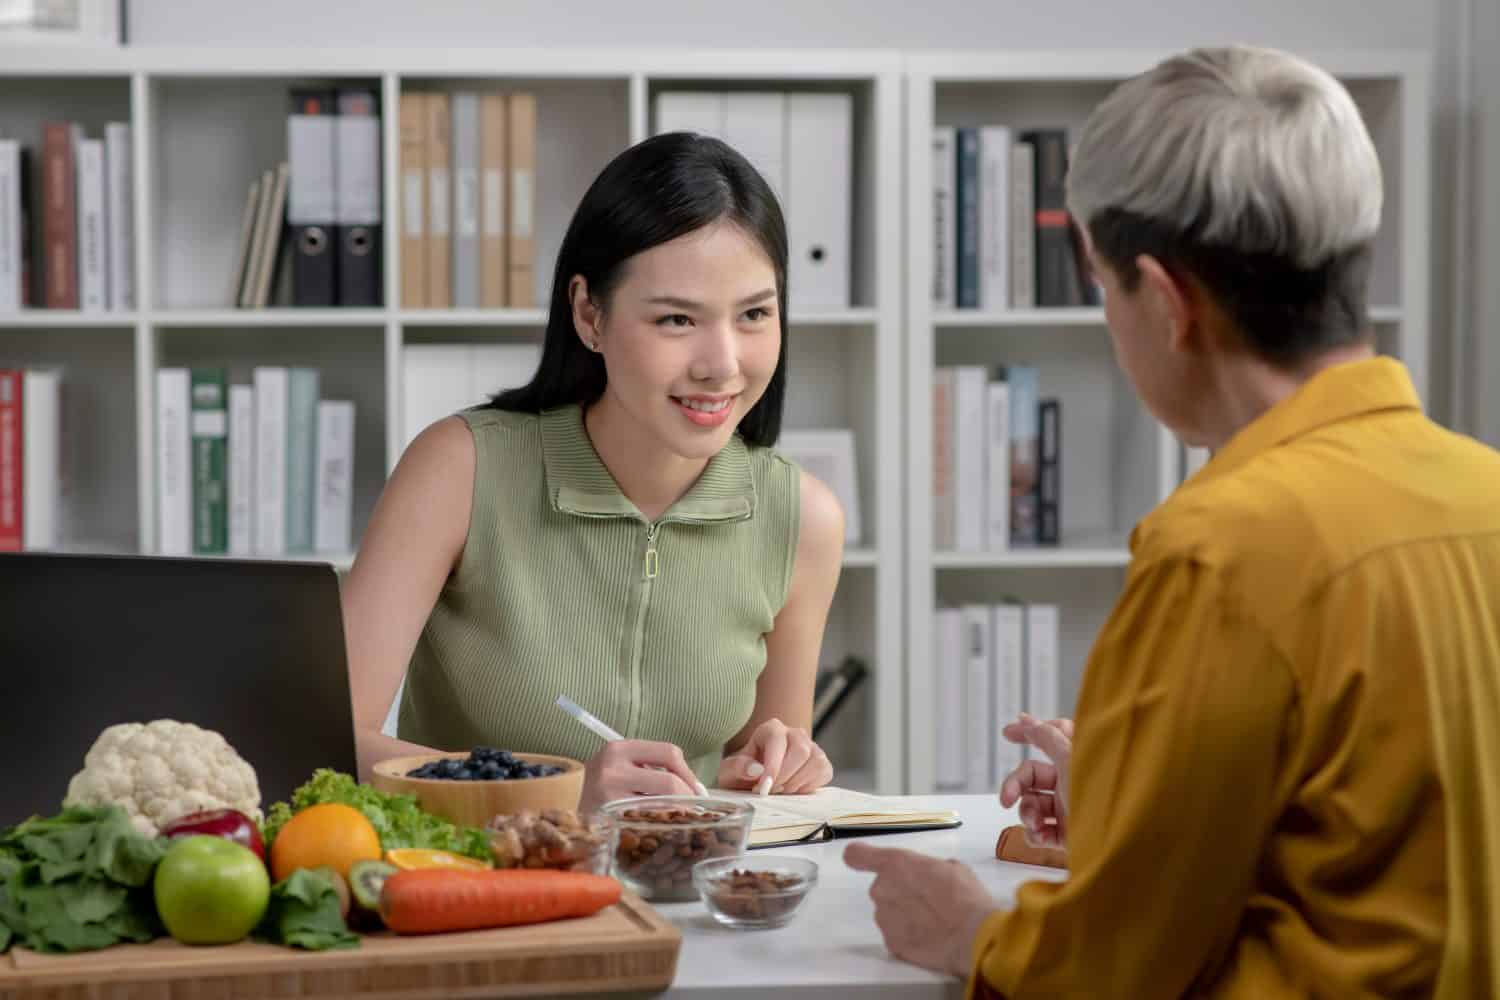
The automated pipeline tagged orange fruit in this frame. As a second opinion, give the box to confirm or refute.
[384,848,490,872]
[270,803,382,882]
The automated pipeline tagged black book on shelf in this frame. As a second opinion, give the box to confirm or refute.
[1038,397,1061,545]
[812,655,869,740]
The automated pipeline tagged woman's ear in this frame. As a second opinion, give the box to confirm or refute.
[569,275,603,353]
[1135,254,1195,354]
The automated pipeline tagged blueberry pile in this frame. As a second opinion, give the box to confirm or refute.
[406,747,564,781]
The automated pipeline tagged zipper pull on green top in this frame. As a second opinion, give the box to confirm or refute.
[644,523,660,580]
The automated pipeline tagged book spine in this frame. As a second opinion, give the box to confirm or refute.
[1009,143,1035,309]
[284,368,320,553]
[984,378,1010,550]
[313,399,354,553]
[75,137,106,312]
[953,365,988,551]
[21,370,60,551]
[954,127,980,309]
[479,93,508,309]
[506,93,536,308]
[978,126,1011,310]
[253,367,288,555]
[932,367,955,549]
[155,368,192,556]
[1038,398,1061,545]
[931,126,956,309]
[398,91,428,309]
[935,608,965,790]
[1020,130,1075,308]
[0,141,19,311]
[991,604,1025,784]
[962,604,992,793]
[105,122,134,310]
[191,368,228,554]
[227,383,254,555]
[41,122,77,309]
[0,370,21,551]
[1007,365,1040,546]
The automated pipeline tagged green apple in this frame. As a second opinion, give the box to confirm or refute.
[153,834,271,945]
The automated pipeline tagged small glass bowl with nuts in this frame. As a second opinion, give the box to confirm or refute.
[692,855,818,929]
[486,808,613,874]
[599,796,753,902]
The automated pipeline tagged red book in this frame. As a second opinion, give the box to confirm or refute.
[42,122,77,310]
[0,370,21,551]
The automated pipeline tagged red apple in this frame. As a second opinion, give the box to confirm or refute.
[160,808,266,863]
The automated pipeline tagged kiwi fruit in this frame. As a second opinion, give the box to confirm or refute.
[349,859,399,915]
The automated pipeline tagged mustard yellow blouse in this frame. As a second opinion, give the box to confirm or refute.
[970,358,1500,998]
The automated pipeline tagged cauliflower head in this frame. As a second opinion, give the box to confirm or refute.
[63,720,263,837]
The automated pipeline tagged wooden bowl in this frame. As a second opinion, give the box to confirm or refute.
[370,752,586,828]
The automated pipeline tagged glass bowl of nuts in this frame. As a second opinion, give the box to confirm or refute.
[692,855,818,929]
[600,796,753,902]
[486,808,612,874]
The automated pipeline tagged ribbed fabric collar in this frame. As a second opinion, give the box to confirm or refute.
[539,404,756,522]
[1192,356,1422,486]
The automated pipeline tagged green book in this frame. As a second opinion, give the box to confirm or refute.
[285,367,321,553]
[190,368,228,554]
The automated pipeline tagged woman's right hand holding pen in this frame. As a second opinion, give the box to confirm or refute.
[580,739,707,813]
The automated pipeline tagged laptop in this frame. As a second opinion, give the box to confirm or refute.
[0,552,358,825]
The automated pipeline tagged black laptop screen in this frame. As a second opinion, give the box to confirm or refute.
[0,553,358,825]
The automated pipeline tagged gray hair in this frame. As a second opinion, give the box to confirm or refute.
[1066,45,1382,269]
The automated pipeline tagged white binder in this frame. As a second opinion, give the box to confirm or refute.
[785,93,851,310]
[724,92,787,206]
[653,92,726,138]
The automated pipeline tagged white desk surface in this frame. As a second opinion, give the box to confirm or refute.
[640,793,1064,999]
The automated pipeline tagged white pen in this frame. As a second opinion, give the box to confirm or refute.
[555,695,709,797]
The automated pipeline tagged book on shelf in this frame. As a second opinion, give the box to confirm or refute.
[334,86,382,307]
[932,363,1058,551]
[0,121,132,313]
[161,365,355,557]
[0,367,62,553]
[711,786,962,849]
[933,123,1100,310]
[287,88,338,307]
[935,598,1058,792]
[395,88,535,309]
[190,368,228,556]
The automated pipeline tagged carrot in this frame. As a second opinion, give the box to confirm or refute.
[379,868,623,935]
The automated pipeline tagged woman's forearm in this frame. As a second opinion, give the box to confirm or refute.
[355,727,439,783]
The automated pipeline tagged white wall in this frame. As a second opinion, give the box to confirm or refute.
[123,0,1441,50]
[127,0,1489,434]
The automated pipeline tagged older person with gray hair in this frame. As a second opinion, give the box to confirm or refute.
[848,44,1500,999]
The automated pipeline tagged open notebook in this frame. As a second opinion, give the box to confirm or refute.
[711,786,962,848]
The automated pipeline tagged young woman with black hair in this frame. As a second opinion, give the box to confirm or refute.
[341,132,845,812]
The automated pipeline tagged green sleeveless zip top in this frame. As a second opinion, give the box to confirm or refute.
[397,404,801,783]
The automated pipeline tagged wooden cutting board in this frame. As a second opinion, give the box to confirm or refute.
[0,891,679,999]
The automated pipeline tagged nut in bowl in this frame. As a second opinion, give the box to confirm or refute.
[601,796,752,902]
[693,856,818,929]
[370,749,585,829]
[487,809,612,874]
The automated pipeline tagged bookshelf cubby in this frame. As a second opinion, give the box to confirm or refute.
[0,47,904,795]
[903,49,1430,793]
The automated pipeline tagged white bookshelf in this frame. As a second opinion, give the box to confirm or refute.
[903,49,1430,794]
[0,46,906,794]
[0,46,1430,797]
